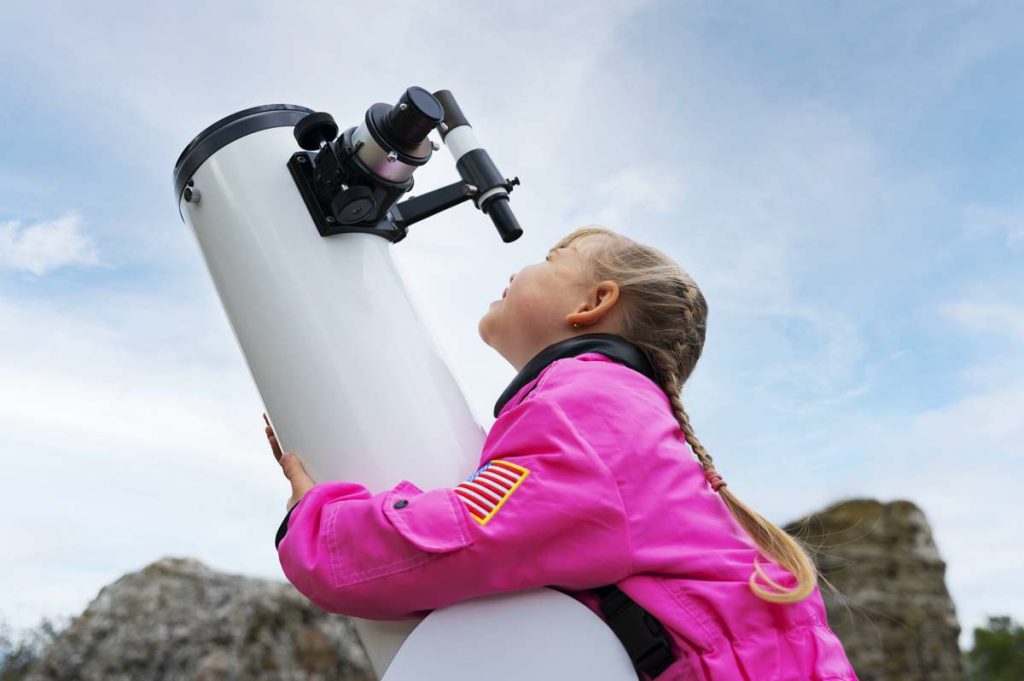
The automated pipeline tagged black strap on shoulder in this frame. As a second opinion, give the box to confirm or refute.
[275,501,300,550]
[593,585,676,678]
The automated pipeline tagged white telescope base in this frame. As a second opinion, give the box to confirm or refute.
[381,588,637,681]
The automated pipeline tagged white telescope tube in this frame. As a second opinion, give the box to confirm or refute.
[175,105,635,681]
[175,109,484,675]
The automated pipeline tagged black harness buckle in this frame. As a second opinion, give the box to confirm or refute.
[596,586,676,678]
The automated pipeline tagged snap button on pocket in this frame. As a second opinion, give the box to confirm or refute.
[383,486,476,553]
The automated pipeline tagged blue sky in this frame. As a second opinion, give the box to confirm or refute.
[1,0,1020,650]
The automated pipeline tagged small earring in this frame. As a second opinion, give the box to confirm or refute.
[572,322,580,328]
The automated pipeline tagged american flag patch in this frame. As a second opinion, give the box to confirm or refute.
[455,459,530,526]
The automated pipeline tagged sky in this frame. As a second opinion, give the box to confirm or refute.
[1,0,1021,651]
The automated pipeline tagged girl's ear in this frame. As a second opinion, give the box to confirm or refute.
[566,280,620,327]
[594,280,620,310]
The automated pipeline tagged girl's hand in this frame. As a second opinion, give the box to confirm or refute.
[264,412,316,509]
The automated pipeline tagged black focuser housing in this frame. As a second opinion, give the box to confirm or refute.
[288,86,522,244]
[377,87,445,150]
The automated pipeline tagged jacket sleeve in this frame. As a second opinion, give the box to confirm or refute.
[275,392,632,620]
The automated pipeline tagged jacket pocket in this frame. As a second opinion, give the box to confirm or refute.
[329,480,475,589]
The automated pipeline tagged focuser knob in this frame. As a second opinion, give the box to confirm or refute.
[331,185,377,225]
[294,112,340,151]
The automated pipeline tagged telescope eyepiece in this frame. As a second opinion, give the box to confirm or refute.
[483,196,523,243]
[383,87,444,150]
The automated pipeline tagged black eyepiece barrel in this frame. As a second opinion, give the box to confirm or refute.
[483,196,523,243]
[385,86,444,148]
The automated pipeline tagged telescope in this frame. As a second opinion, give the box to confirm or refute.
[173,87,634,680]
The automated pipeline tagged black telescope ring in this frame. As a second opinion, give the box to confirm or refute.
[173,104,315,202]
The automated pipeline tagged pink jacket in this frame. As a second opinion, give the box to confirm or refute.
[277,338,858,680]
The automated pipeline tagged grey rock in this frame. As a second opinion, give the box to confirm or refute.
[24,556,373,681]
[17,499,968,681]
[785,498,965,681]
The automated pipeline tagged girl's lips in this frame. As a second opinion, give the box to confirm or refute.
[502,287,508,299]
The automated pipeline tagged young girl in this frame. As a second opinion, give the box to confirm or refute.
[268,226,858,680]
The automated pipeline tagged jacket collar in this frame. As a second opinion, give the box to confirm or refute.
[493,332,658,417]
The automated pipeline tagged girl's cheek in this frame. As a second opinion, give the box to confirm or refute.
[513,287,538,309]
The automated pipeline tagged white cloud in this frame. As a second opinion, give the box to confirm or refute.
[0,0,666,636]
[0,291,289,633]
[864,380,1024,648]
[963,203,1024,247]
[0,212,100,275]
[744,304,871,413]
[711,365,1024,649]
[943,300,1024,343]
[0,0,1022,656]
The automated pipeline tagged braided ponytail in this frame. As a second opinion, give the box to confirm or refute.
[554,226,819,604]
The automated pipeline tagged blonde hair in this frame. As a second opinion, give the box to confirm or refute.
[554,225,818,604]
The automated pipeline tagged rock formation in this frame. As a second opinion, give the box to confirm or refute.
[15,499,967,680]
[23,557,372,681]
[784,498,965,681]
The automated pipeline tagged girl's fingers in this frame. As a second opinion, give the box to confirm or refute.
[264,414,313,505]
[264,417,284,461]
[281,454,316,507]
[281,452,311,481]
